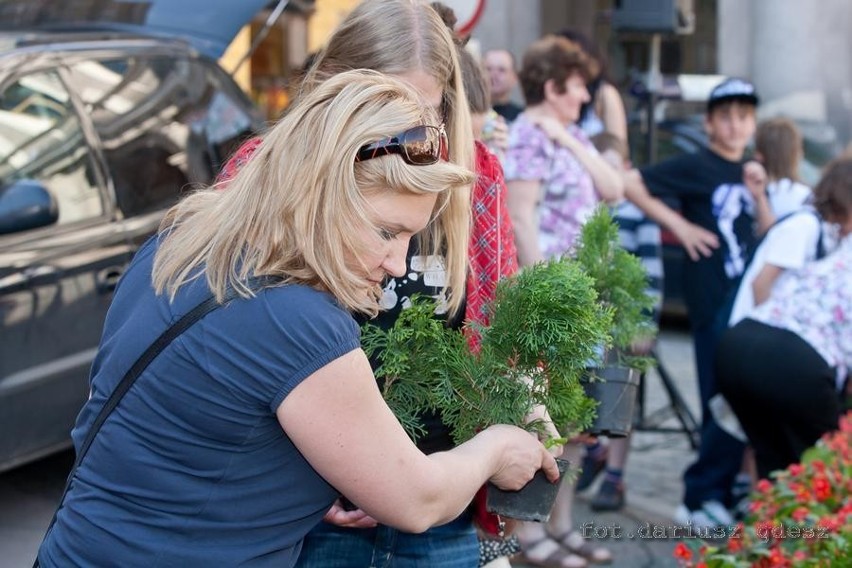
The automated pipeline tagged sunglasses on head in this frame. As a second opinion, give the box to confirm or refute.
[355,124,449,166]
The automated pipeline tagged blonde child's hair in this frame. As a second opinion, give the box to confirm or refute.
[755,117,803,181]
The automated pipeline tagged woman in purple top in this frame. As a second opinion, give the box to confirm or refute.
[504,35,623,267]
[504,35,623,568]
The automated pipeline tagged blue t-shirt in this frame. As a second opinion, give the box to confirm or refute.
[39,238,361,567]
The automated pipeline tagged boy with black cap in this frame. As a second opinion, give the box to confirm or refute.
[623,77,770,528]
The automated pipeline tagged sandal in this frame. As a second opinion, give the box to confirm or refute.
[515,536,588,568]
[550,531,613,565]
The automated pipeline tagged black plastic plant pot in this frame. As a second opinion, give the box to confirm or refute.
[583,366,640,438]
[485,458,570,522]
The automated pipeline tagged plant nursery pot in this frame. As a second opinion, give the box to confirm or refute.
[582,366,640,438]
[486,458,570,522]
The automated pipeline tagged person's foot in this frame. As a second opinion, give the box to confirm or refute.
[590,478,625,511]
[575,447,608,492]
[550,531,613,565]
[730,473,752,521]
[674,500,734,530]
[515,535,588,568]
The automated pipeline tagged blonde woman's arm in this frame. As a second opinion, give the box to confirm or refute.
[278,349,558,534]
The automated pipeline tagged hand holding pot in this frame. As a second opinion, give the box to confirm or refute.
[322,499,378,529]
[483,425,560,490]
[524,403,564,457]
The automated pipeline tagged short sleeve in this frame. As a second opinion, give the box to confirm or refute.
[762,213,821,270]
[199,286,362,413]
[503,118,552,182]
[640,154,695,199]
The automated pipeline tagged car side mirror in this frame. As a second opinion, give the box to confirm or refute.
[0,179,58,235]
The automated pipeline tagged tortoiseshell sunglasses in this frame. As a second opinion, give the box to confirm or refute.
[355,124,448,165]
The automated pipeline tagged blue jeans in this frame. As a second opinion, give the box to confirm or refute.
[295,513,478,568]
[682,322,745,510]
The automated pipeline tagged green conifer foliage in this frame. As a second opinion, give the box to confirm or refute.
[574,206,656,369]
[361,256,612,444]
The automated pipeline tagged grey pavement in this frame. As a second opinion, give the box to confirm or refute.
[515,327,702,568]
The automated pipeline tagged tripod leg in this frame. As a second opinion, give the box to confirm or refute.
[634,370,648,428]
[652,349,701,449]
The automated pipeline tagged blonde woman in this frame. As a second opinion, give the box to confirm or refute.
[35,70,558,568]
[216,2,533,565]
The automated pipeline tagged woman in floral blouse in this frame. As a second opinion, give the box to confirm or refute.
[716,154,852,480]
[504,35,623,267]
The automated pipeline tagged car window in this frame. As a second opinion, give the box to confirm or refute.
[65,55,255,217]
[0,69,104,229]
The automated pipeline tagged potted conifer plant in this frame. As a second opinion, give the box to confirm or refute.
[361,257,612,521]
[574,206,656,437]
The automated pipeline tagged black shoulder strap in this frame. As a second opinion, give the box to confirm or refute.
[38,275,280,556]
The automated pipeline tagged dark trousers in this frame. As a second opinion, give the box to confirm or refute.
[682,322,746,510]
[716,319,841,480]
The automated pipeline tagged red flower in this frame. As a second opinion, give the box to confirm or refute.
[768,546,790,567]
[789,482,811,503]
[728,537,743,552]
[673,542,692,560]
[813,476,832,501]
[817,516,840,533]
[685,411,851,567]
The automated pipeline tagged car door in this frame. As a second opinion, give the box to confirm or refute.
[0,64,131,472]
[0,46,261,472]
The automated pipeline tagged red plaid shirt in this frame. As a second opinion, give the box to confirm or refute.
[465,140,518,350]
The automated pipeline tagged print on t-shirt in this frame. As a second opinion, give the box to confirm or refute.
[712,182,755,278]
[380,254,448,314]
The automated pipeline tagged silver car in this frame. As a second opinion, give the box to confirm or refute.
[0,0,270,472]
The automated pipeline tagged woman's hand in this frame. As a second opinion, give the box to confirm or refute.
[524,404,564,457]
[322,499,379,529]
[528,114,571,147]
[482,424,560,490]
[485,113,509,154]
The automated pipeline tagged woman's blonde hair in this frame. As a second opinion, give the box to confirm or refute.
[300,0,474,314]
[153,70,474,316]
